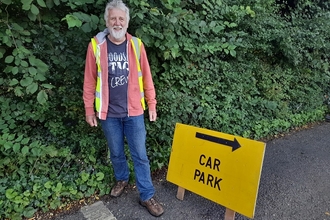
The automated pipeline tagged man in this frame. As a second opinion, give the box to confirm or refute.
[83,0,164,217]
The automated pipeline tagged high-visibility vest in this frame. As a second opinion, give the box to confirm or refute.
[90,37,145,116]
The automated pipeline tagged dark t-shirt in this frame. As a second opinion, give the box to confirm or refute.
[106,37,129,118]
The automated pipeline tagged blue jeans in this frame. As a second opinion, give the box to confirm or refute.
[100,114,155,201]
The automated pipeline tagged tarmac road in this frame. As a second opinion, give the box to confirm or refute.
[54,121,330,220]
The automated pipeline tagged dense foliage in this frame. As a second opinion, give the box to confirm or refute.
[0,0,329,219]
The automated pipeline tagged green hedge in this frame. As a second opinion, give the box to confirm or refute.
[0,0,329,219]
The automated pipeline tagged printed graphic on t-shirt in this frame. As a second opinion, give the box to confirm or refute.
[108,52,129,88]
[106,38,129,117]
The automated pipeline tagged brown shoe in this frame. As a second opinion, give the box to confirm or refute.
[139,197,164,217]
[110,181,128,197]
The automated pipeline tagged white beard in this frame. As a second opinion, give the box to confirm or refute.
[108,26,127,40]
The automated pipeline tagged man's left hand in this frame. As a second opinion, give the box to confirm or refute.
[149,110,157,121]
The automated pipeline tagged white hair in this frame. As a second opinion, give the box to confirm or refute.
[104,0,130,25]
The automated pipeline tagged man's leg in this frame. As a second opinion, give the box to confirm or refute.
[124,115,164,217]
[101,117,129,196]
[123,115,154,200]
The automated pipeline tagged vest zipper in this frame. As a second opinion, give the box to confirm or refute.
[126,40,130,117]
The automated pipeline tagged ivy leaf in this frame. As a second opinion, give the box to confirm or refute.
[2,0,12,5]
[13,143,21,153]
[91,14,99,23]
[7,134,15,141]
[43,0,51,8]
[53,0,60,6]
[33,183,41,191]
[28,67,37,75]
[14,87,24,97]
[53,182,62,192]
[30,4,39,15]
[81,172,90,182]
[16,134,24,142]
[20,60,29,67]
[228,22,238,28]
[44,181,52,189]
[96,172,104,181]
[28,55,36,66]
[213,25,225,33]
[81,23,92,33]
[22,2,31,11]
[0,48,5,59]
[62,15,82,28]
[89,155,96,163]
[28,11,37,21]
[5,189,18,199]
[210,21,216,28]
[37,0,46,7]
[34,73,46,81]
[221,42,229,49]
[230,49,236,57]
[41,83,54,89]
[169,17,177,24]
[37,90,48,104]
[20,77,33,87]
[136,13,144,20]
[73,12,91,21]
[171,47,179,58]
[26,82,38,94]
[4,142,12,150]
[23,207,37,218]
[199,20,207,27]
[35,59,49,73]
[44,146,58,157]
[12,66,19,74]
[9,79,19,86]
[22,0,33,5]
[228,45,237,50]
[21,146,29,155]
[23,191,31,197]
[21,137,30,144]
[5,56,14,64]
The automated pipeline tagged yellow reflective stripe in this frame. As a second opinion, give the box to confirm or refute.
[141,97,146,110]
[131,37,146,110]
[91,38,102,113]
[91,38,97,52]
[131,37,141,71]
[91,38,101,72]
[138,74,145,110]
[96,74,101,94]
[95,95,101,112]
[95,76,101,111]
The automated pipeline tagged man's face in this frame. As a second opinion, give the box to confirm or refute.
[107,8,128,42]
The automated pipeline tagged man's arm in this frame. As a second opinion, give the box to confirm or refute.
[139,43,157,114]
[83,42,98,126]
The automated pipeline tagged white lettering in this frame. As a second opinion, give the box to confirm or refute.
[111,75,128,88]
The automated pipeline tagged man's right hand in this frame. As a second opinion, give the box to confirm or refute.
[86,115,98,127]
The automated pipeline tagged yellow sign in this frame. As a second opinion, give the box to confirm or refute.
[166,123,266,218]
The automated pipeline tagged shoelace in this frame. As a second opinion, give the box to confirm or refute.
[114,181,125,190]
[149,198,158,206]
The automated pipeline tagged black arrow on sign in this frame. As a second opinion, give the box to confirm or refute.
[195,132,241,152]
